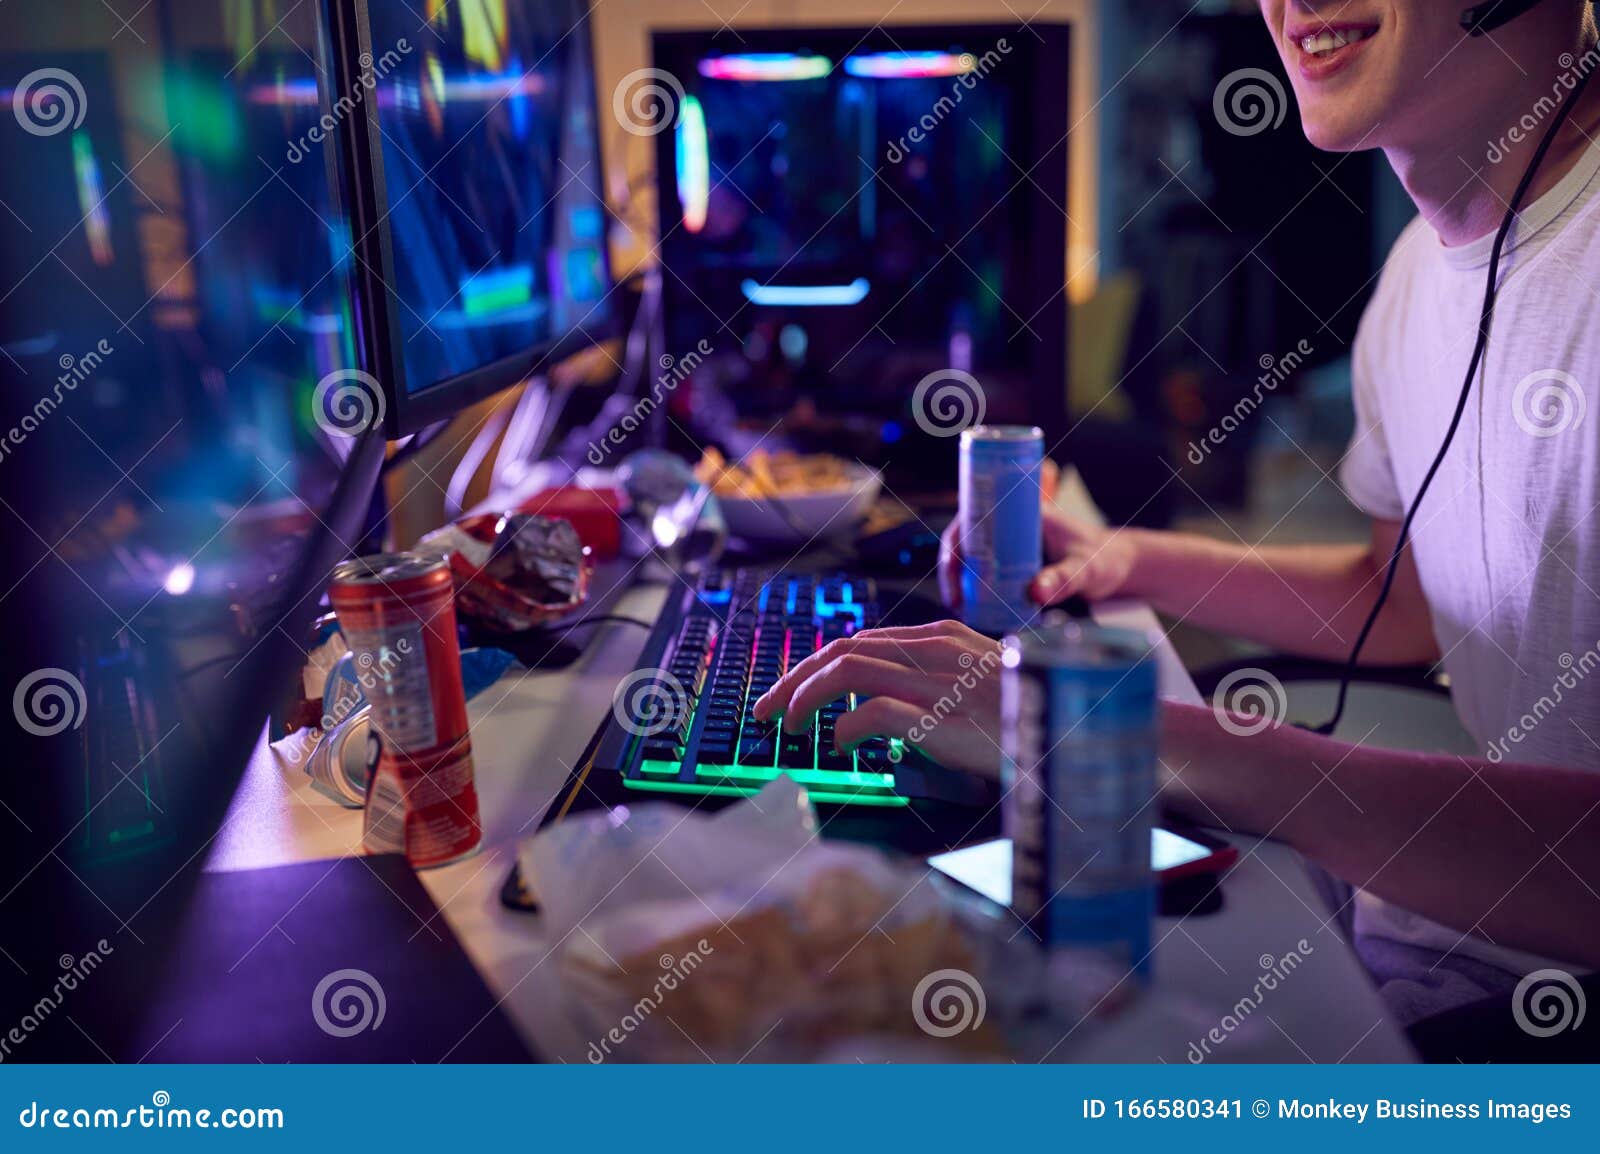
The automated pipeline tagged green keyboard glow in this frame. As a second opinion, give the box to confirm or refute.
[617,572,910,806]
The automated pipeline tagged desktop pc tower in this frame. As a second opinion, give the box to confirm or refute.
[649,25,1072,484]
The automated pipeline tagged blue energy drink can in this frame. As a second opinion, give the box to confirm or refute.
[1001,623,1158,986]
[959,425,1043,636]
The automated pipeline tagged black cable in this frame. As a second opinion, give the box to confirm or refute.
[532,612,654,640]
[1308,66,1595,736]
[1460,0,1548,37]
[425,612,656,678]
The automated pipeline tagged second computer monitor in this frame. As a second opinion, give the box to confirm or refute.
[651,24,1071,473]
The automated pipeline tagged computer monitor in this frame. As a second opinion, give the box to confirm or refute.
[327,0,616,436]
[0,13,388,1057]
[650,24,1071,476]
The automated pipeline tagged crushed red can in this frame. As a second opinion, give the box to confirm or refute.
[328,551,482,868]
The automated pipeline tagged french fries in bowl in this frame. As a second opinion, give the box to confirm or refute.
[694,448,880,543]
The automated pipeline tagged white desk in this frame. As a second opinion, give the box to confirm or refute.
[208,472,1413,1063]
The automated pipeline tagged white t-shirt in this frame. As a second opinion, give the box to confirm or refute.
[1339,140,1600,977]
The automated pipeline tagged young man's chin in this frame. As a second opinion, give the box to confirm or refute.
[1298,112,1382,152]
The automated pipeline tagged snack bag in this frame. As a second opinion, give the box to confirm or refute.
[518,778,1006,1061]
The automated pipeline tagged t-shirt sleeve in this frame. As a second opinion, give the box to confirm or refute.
[1338,283,1407,523]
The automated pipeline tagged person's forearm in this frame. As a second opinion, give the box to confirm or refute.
[1164,712,1600,968]
[1122,529,1436,664]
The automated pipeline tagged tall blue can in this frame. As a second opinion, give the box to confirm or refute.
[1001,623,1158,988]
[959,425,1043,637]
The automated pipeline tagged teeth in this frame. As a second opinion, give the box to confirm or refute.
[1300,28,1367,55]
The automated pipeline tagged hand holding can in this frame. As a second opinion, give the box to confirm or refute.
[958,426,1044,636]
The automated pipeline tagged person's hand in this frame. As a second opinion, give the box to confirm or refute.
[750,632,1243,798]
[750,621,1004,778]
[939,500,1141,609]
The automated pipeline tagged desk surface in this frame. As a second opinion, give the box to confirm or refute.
[208,472,1413,1063]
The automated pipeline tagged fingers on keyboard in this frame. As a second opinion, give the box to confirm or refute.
[781,656,930,733]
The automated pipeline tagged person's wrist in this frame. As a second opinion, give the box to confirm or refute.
[1162,705,1315,835]
[1116,526,1159,600]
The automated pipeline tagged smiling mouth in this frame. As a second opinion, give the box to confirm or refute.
[1299,27,1372,55]
[1289,22,1378,73]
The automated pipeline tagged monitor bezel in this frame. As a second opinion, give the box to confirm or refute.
[327,0,618,438]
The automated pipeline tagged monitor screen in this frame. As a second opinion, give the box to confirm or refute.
[652,26,1070,475]
[675,47,1022,329]
[0,40,356,549]
[0,2,389,1056]
[360,0,613,418]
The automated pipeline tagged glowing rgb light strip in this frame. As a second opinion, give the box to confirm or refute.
[697,53,831,82]
[625,777,909,807]
[439,72,543,101]
[740,278,870,307]
[246,72,541,108]
[245,78,321,105]
[676,95,709,233]
[72,132,113,266]
[842,51,976,79]
[631,761,906,808]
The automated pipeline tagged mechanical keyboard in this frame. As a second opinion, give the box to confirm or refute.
[593,568,993,809]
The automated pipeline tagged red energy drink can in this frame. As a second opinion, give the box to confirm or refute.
[329,551,481,868]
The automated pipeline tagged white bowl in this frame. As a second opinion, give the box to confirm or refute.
[716,464,881,544]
